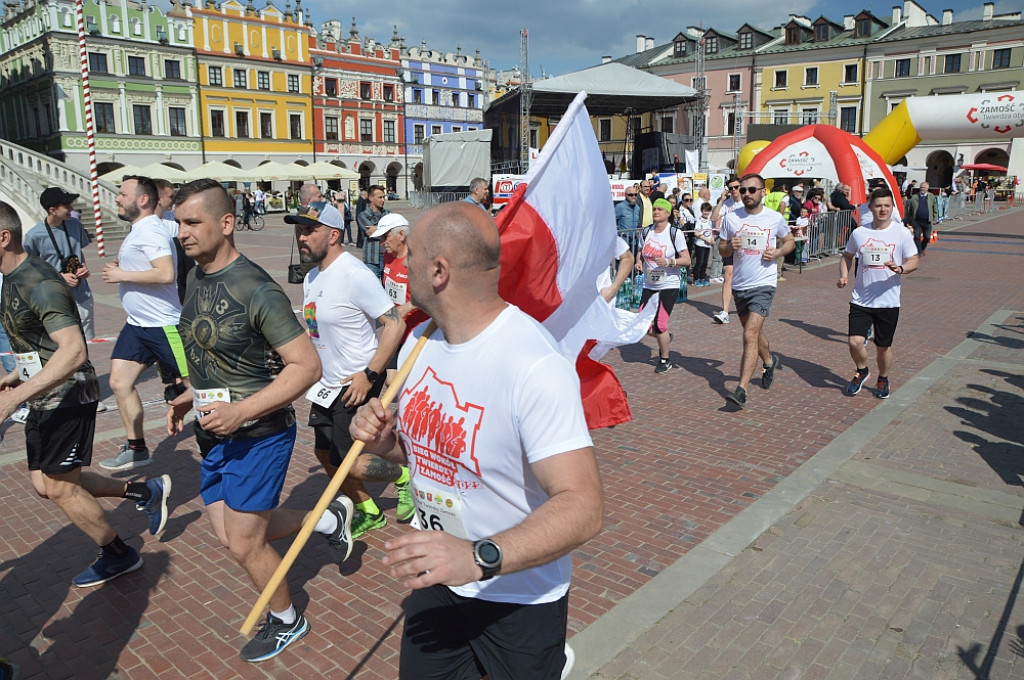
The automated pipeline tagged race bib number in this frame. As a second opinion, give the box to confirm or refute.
[193,386,231,410]
[15,352,42,381]
[305,382,342,407]
[411,479,467,539]
[647,268,666,284]
[740,231,769,252]
[862,244,890,268]
[384,278,407,305]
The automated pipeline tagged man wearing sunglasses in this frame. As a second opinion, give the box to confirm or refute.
[638,180,655,228]
[710,177,743,324]
[719,175,794,408]
[615,184,642,253]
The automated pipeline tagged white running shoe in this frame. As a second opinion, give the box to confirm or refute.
[713,310,730,324]
[11,407,29,424]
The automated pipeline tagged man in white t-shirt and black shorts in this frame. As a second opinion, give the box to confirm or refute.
[101,176,188,470]
[288,201,411,540]
[350,202,603,680]
[710,177,744,324]
[636,198,690,373]
[719,174,794,408]
[838,187,919,399]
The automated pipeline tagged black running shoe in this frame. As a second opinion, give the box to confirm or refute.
[761,354,781,389]
[239,613,310,663]
[325,496,354,561]
[726,386,747,408]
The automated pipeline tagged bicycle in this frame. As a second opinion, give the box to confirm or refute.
[235,212,265,231]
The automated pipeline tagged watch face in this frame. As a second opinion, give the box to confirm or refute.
[477,542,500,565]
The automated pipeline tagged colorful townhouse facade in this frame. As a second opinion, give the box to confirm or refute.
[309,19,404,193]
[0,0,201,174]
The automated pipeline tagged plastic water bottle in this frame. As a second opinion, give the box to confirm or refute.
[616,274,632,310]
[632,273,644,309]
[677,267,688,302]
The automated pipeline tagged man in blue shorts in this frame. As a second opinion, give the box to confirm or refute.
[167,179,354,663]
[101,176,188,470]
[0,201,169,588]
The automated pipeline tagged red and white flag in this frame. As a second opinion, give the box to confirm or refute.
[495,91,653,429]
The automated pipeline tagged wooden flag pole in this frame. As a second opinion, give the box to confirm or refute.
[240,321,437,635]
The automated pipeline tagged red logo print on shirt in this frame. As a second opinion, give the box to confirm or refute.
[400,367,484,488]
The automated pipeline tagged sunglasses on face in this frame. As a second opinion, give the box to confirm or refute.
[625,192,637,197]
[727,185,740,191]
[738,186,762,194]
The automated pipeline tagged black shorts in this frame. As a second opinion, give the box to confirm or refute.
[307,377,384,466]
[400,584,569,680]
[722,253,734,267]
[26,403,97,474]
[639,288,677,334]
[849,304,900,348]
[733,286,776,318]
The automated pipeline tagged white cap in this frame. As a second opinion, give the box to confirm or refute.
[371,213,410,239]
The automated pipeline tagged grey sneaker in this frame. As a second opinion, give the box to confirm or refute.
[713,310,730,324]
[761,354,781,389]
[725,386,747,408]
[99,443,151,471]
[324,495,354,561]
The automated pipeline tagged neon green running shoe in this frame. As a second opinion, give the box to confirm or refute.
[395,478,415,524]
[350,509,387,539]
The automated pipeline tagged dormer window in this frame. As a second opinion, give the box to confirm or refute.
[674,40,686,58]
[739,32,752,49]
[705,36,718,54]
[814,23,829,42]
[785,25,800,45]
[856,17,871,37]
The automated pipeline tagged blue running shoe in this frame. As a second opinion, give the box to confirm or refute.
[240,613,310,663]
[875,377,891,399]
[73,548,143,587]
[137,474,171,537]
[845,368,870,396]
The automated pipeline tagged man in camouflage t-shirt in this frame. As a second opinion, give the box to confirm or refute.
[0,201,170,589]
[167,179,355,664]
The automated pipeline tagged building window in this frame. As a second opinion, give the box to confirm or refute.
[840,106,857,133]
[234,69,247,88]
[413,88,423,103]
[449,92,459,107]
[260,112,273,139]
[383,84,394,101]
[383,120,396,143]
[257,71,270,90]
[705,36,718,54]
[432,90,441,106]
[894,59,911,77]
[413,124,424,144]
[775,70,787,88]
[801,108,818,125]
[944,54,961,74]
[325,116,339,140]
[209,65,222,86]
[132,105,152,134]
[773,109,788,125]
[467,126,477,131]
[164,59,181,79]
[128,56,146,76]
[726,111,736,135]
[88,53,108,73]
[431,124,442,135]
[843,63,858,83]
[728,74,741,92]
[814,23,829,42]
[325,78,337,96]
[360,118,373,142]
[210,110,225,137]
[674,40,686,58]
[168,107,187,136]
[599,118,611,141]
[661,116,674,133]
[360,82,371,99]
[287,74,300,93]
[451,125,462,133]
[739,33,752,50]
[289,114,302,139]
[786,26,800,45]
[94,102,115,133]
[804,67,818,86]
[468,93,477,108]
[856,17,871,37]
[235,111,249,137]
[992,48,1011,69]
[529,128,538,147]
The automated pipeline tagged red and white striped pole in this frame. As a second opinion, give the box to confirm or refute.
[74,0,105,257]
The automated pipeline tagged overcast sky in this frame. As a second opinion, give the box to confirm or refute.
[129,1,1024,78]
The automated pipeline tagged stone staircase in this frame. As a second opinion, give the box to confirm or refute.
[0,139,127,245]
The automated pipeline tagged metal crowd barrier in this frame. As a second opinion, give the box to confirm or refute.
[409,191,470,209]
[802,209,856,259]
[941,192,969,221]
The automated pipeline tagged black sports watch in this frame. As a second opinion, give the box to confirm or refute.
[472,539,503,581]
[363,367,380,384]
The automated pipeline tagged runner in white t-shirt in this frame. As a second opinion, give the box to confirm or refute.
[100,177,188,470]
[710,177,744,323]
[718,174,795,408]
[637,199,690,373]
[288,201,411,540]
[838,187,919,399]
[598,235,634,305]
[350,202,602,680]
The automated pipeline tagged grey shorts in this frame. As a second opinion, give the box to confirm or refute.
[733,286,776,318]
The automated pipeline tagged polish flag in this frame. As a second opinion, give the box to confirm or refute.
[495,91,655,429]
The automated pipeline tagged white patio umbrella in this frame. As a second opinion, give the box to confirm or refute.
[134,162,190,183]
[98,164,141,184]
[182,161,255,182]
[301,161,360,180]
[250,161,311,181]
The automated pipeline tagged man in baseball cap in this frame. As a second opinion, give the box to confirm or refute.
[39,187,80,210]
[368,212,409,241]
[290,198,409,541]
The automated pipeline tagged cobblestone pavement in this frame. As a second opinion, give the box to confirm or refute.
[0,203,1021,679]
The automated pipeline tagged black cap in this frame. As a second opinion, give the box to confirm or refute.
[40,187,80,210]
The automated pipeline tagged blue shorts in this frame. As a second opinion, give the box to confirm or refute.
[199,425,296,512]
[112,323,189,378]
